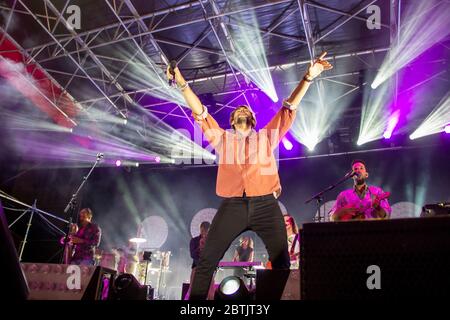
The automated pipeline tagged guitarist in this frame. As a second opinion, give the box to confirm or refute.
[330,160,391,221]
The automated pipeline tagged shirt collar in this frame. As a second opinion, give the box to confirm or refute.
[353,183,368,195]
[234,128,256,139]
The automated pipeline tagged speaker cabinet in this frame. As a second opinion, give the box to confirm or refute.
[300,216,450,299]
[0,200,29,300]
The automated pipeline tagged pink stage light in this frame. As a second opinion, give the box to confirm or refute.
[383,110,400,140]
[115,160,122,167]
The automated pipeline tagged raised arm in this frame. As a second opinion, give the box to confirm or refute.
[285,51,333,106]
[264,52,333,146]
[167,66,203,115]
[167,66,224,151]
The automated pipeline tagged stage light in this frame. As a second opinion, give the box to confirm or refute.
[109,273,152,300]
[357,82,394,146]
[290,78,348,152]
[129,237,147,244]
[123,118,128,125]
[282,137,293,151]
[410,94,450,140]
[445,124,450,134]
[155,156,161,163]
[382,110,400,140]
[110,44,186,107]
[115,160,122,167]
[227,11,278,102]
[305,135,318,151]
[371,1,450,89]
[214,276,250,300]
[135,162,139,167]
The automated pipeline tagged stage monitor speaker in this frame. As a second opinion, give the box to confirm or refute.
[21,263,115,300]
[300,216,450,299]
[0,200,29,300]
[109,273,152,300]
[255,269,300,300]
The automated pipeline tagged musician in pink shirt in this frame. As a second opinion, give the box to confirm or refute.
[330,160,391,221]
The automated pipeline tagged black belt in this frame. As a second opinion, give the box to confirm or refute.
[228,192,275,200]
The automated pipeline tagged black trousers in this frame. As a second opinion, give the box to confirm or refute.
[189,194,290,300]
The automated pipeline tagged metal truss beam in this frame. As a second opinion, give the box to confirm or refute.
[198,0,240,86]
[306,1,389,29]
[108,0,194,128]
[0,25,81,126]
[224,19,307,44]
[43,0,133,113]
[25,0,293,56]
[34,34,225,65]
[16,0,127,118]
[314,0,379,44]
[77,47,389,105]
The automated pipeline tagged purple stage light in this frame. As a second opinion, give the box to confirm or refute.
[282,137,293,151]
[115,160,122,167]
[383,110,400,140]
[155,156,161,163]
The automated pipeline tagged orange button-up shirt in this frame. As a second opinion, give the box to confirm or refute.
[193,105,296,198]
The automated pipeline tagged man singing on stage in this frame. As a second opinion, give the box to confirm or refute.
[168,52,332,300]
[330,160,391,221]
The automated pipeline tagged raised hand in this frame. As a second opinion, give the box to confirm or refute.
[166,65,186,86]
[307,51,333,79]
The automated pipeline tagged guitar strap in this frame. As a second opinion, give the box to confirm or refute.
[290,233,299,255]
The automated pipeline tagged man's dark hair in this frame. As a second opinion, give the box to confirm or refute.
[351,159,367,168]
[200,221,210,231]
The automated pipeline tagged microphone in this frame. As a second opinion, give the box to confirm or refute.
[345,170,358,178]
[97,153,104,160]
[168,60,177,87]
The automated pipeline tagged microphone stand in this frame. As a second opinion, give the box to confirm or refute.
[61,153,104,263]
[305,172,355,222]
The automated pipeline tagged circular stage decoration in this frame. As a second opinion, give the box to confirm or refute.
[138,215,168,249]
[190,208,217,238]
[314,200,337,222]
[391,201,422,219]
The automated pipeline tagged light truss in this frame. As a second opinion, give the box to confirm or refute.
[4,0,445,132]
